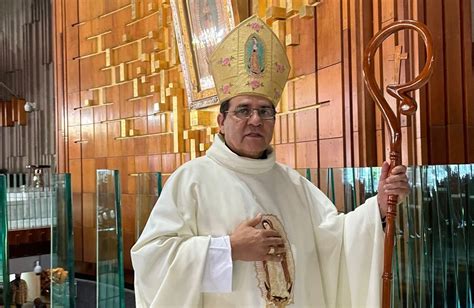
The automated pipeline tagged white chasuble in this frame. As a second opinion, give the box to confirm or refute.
[131,135,385,308]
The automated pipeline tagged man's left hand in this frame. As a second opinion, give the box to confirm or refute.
[377,161,410,219]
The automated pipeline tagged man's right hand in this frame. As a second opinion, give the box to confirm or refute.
[229,214,285,262]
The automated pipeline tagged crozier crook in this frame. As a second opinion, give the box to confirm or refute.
[362,20,434,308]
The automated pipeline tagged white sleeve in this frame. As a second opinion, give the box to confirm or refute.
[200,235,233,293]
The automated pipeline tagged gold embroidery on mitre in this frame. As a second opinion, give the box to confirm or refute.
[209,15,290,106]
[255,214,295,307]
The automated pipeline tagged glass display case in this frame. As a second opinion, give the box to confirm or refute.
[135,172,162,240]
[297,165,473,307]
[50,173,75,307]
[0,175,10,307]
[96,170,125,308]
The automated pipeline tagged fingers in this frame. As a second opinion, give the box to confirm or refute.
[384,174,408,184]
[383,182,409,191]
[262,245,287,262]
[390,165,407,175]
[272,245,286,255]
[245,213,262,227]
[385,165,408,184]
[380,161,391,181]
[383,181,409,199]
[264,254,284,262]
[260,229,281,238]
[263,236,284,246]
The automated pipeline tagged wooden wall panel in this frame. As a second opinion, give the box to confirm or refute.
[162,153,177,174]
[294,74,317,109]
[148,154,162,171]
[82,227,96,263]
[122,156,136,194]
[81,125,95,159]
[74,226,83,261]
[295,110,317,142]
[68,126,82,159]
[82,158,96,193]
[425,0,447,163]
[94,123,108,157]
[106,157,122,170]
[381,0,395,23]
[72,193,82,228]
[275,143,296,168]
[66,26,80,60]
[296,141,318,169]
[288,17,316,77]
[318,64,344,139]
[273,116,281,144]
[82,193,96,229]
[342,28,354,166]
[78,0,105,22]
[444,0,465,162]
[288,113,296,143]
[121,194,136,233]
[146,136,161,155]
[53,0,474,279]
[122,232,135,269]
[69,159,82,193]
[280,115,289,143]
[319,138,344,168]
[107,123,122,156]
[349,0,377,167]
[462,0,474,161]
[80,107,94,126]
[94,103,108,123]
[316,0,342,69]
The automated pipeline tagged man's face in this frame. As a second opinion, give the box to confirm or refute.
[217,95,275,159]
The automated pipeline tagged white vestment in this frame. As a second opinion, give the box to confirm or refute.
[131,135,384,307]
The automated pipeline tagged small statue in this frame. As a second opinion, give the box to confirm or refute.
[49,267,69,284]
[39,267,69,297]
[32,168,43,188]
[10,273,28,308]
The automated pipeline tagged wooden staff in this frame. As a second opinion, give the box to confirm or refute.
[362,20,434,308]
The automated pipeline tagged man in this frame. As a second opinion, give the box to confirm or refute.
[131,15,409,307]
[10,273,28,308]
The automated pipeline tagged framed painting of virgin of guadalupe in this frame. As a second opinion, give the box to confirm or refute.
[170,0,240,109]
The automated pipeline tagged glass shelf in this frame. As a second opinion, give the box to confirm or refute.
[96,170,125,308]
[114,131,172,140]
[73,103,113,111]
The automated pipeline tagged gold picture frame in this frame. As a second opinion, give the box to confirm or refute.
[171,0,239,109]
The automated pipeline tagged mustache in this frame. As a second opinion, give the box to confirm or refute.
[244,130,264,136]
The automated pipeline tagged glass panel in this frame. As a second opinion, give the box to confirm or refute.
[300,164,473,307]
[0,175,10,307]
[135,172,162,240]
[51,173,75,307]
[96,170,125,308]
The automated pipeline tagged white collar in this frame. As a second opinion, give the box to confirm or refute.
[206,134,275,174]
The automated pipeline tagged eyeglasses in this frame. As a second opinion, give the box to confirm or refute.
[226,107,276,120]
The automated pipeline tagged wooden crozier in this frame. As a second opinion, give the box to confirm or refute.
[362,20,434,308]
